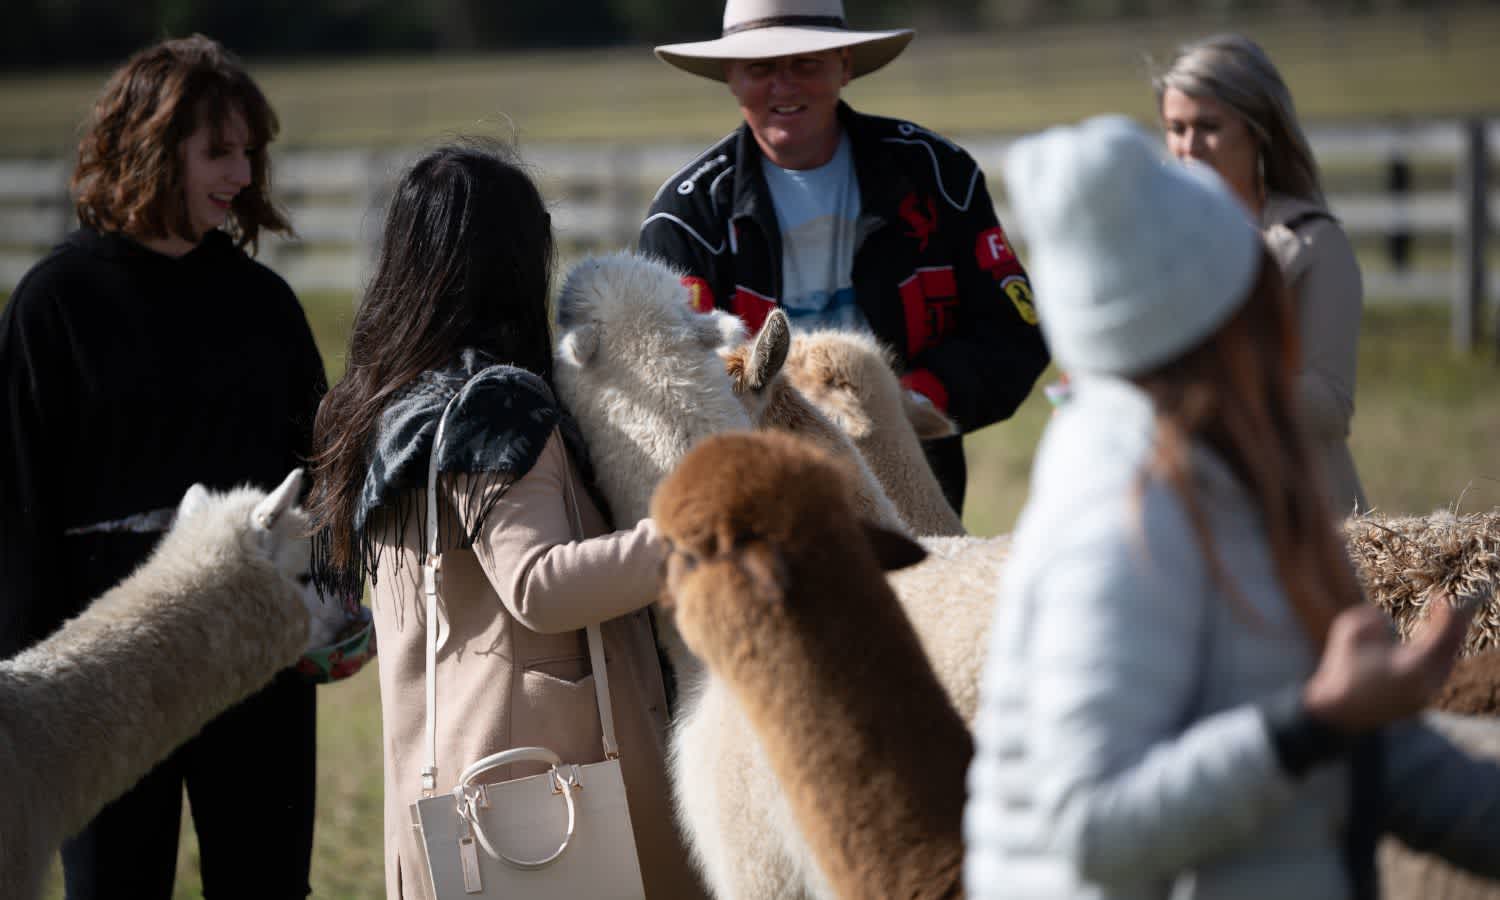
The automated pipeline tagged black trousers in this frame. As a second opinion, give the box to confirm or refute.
[923,432,968,518]
[61,669,316,900]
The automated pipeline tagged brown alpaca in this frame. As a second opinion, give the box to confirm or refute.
[652,431,972,900]
[1435,649,1500,714]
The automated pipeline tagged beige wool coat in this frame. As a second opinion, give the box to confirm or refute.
[1262,192,1369,516]
[369,428,706,900]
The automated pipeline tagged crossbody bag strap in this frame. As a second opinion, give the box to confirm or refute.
[560,448,621,760]
[422,392,463,797]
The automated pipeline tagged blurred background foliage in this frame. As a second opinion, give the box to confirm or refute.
[0,0,1474,69]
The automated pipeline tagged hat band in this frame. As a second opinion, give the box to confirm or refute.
[722,14,846,35]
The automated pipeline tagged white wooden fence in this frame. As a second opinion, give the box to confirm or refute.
[2,119,1495,347]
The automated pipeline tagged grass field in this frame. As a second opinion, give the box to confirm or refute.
[20,292,1498,899]
[3,8,1500,156]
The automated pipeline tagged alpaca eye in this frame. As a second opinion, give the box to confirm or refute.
[296,573,314,587]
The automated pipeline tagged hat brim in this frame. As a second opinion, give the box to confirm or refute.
[655,27,914,82]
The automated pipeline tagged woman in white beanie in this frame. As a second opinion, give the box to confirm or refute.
[962,116,1500,900]
[1156,33,1367,515]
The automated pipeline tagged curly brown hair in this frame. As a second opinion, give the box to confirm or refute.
[71,34,291,252]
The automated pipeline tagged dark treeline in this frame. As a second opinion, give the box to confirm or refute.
[0,0,1462,71]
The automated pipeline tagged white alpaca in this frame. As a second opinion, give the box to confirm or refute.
[0,470,333,900]
[783,329,966,537]
[553,251,752,529]
[721,309,907,535]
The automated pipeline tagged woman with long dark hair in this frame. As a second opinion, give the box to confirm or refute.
[0,35,324,897]
[308,142,703,900]
[963,117,1500,899]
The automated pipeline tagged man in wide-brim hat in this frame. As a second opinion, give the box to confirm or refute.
[640,0,1050,518]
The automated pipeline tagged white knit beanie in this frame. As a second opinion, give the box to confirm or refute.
[1002,116,1262,376]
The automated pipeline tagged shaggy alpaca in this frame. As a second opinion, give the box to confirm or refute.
[553,251,752,528]
[721,308,907,534]
[1379,712,1500,900]
[654,431,972,900]
[0,470,327,900]
[1346,508,1500,654]
[782,329,965,536]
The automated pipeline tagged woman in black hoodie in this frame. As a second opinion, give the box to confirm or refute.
[0,34,325,899]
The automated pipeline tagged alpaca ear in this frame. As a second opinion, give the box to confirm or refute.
[862,522,927,572]
[745,309,790,392]
[558,323,600,367]
[253,468,305,532]
[176,483,213,523]
[903,389,959,439]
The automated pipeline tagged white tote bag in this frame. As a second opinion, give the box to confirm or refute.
[410,394,647,898]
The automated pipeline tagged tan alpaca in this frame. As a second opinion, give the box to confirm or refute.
[783,329,965,536]
[721,308,907,535]
[654,431,972,900]
[0,470,326,900]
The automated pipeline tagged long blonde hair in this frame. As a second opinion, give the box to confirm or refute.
[1135,248,1360,646]
[1153,33,1325,206]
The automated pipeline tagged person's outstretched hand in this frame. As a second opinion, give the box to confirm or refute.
[1303,594,1475,733]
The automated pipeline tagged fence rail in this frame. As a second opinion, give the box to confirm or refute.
[2,118,1495,348]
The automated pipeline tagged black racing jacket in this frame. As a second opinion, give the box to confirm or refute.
[638,102,1049,434]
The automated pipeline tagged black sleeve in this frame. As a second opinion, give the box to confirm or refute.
[0,272,71,658]
[912,167,1050,433]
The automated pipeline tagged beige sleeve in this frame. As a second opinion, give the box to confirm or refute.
[465,430,665,634]
[1268,219,1364,440]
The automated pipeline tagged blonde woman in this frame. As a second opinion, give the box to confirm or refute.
[1155,33,1367,515]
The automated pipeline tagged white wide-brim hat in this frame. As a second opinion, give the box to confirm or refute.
[655,0,914,82]
[1002,116,1263,377]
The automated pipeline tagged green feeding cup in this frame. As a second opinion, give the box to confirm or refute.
[297,605,376,684]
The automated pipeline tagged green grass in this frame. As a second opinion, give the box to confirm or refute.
[4,8,1500,156]
[13,289,1495,898]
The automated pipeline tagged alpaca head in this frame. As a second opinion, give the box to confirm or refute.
[175,469,342,651]
[552,252,754,524]
[555,252,746,375]
[785,330,957,442]
[650,432,925,663]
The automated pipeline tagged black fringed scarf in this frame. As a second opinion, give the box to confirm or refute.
[315,349,598,601]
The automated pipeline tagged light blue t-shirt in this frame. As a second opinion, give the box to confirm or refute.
[760,133,869,332]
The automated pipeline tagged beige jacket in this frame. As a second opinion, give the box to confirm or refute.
[370,429,706,900]
[1262,192,1368,515]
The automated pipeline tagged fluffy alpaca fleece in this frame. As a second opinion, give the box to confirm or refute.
[1378,712,1500,900]
[721,309,907,535]
[665,531,1009,900]
[0,470,324,900]
[782,329,966,536]
[553,251,752,528]
[1345,509,1500,653]
[654,431,972,900]
[548,258,1003,896]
